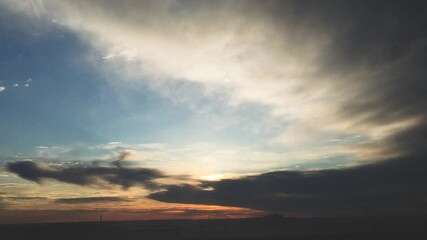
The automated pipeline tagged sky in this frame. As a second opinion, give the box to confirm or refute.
[1,0,427,223]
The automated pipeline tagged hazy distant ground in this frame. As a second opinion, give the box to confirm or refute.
[1,216,426,240]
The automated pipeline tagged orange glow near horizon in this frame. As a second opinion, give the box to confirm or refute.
[0,181,266,224]
[0,203,267,224]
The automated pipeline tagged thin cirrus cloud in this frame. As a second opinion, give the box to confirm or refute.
[3,0,426,162]
[54,196,128,204]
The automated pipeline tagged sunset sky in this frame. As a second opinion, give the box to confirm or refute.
[1,0,427,224]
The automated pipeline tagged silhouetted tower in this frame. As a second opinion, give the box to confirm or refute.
[100,214,103,222]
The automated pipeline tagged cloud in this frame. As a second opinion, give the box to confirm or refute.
[112,151,131,168]
[6,160,165,190]
[55,196,127,204]
[150,149,427,216]
[2,0,427,217]
[0,1,424,171]
[0,86,5,92]
[151,119,427,216]
[4,196,47,200]
[0,0,424,163]
[0,196,48,209]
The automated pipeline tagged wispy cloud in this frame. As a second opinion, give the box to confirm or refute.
[55,196,127,204]
[25,141,363,177]
[2,0,425,163]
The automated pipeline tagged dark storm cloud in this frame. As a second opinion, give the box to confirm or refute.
[6,160,165,190]
[55,197,127,204]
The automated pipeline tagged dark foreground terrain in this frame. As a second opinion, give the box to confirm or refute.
[1,215,426,240]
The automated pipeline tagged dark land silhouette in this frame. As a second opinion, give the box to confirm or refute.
[1,215,426,240]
